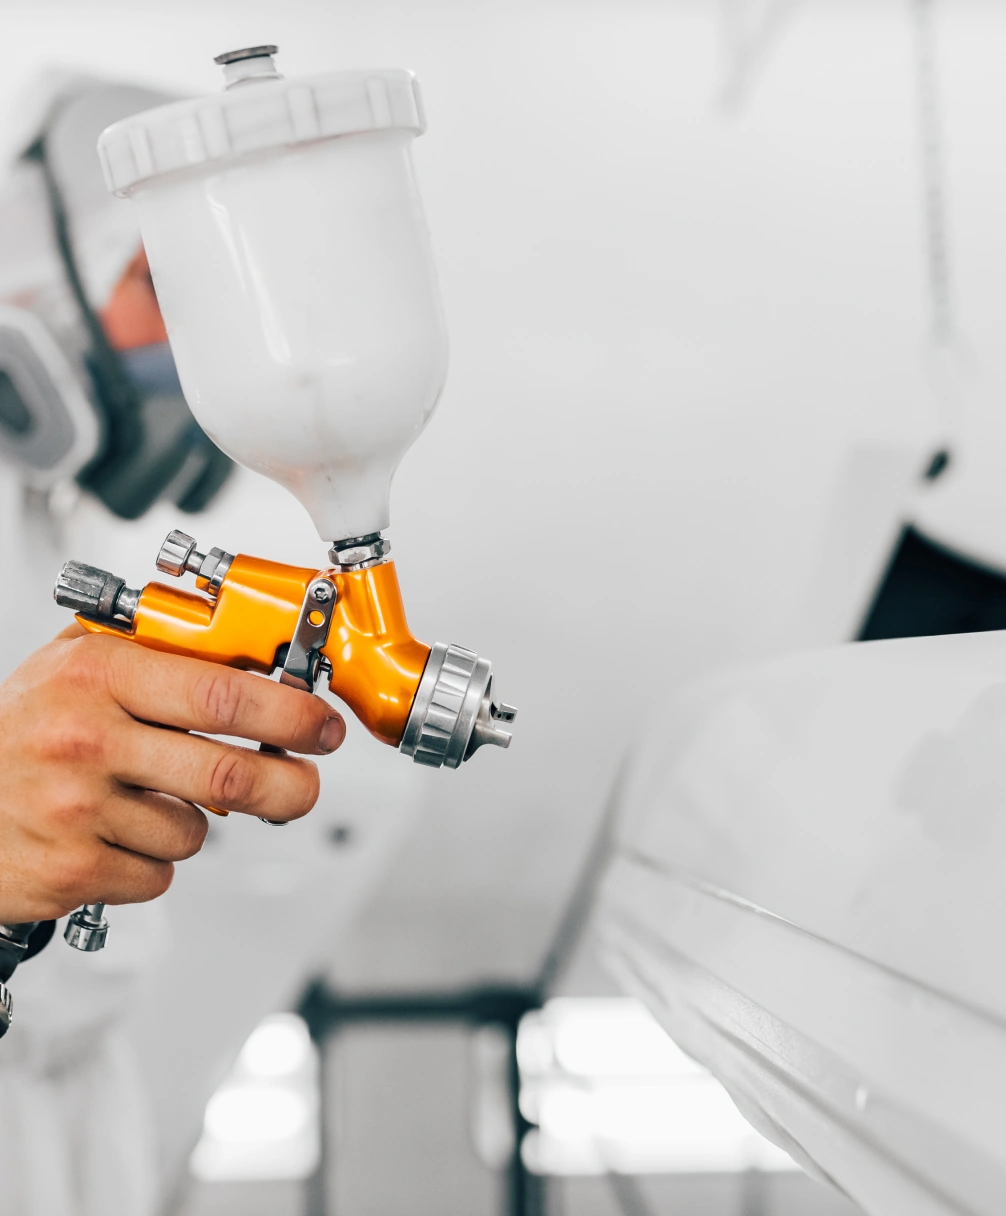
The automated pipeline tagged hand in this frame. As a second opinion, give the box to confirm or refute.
[0,625,346,924]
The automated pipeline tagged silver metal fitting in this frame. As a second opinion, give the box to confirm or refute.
[64,903,108,952]
[400,643,517,769]
[214,45,282,89]
[328,533,390,572]
[155,531,233,596]
[198,548,233,594]
[0,981,11,1038]
[54,562,140,624]
[214,45,278,65]
[156,529,201,577]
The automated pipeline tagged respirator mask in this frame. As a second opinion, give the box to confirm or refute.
[0,80,231,518]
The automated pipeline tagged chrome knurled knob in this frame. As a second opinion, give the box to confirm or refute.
[157,529,199,577]
[54,561,126,618]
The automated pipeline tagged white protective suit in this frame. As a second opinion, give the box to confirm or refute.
[0,73,424,1216]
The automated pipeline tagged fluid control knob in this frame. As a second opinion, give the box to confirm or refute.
[54,561,139,623]
[156,529,200,577]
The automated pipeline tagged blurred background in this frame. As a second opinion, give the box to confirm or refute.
[3,0,1005,1213]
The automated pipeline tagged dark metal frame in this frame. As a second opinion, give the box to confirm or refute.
[295,767,627,1216]
[298,982,545,1216]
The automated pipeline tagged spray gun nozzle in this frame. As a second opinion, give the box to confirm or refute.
[400,643,517,768]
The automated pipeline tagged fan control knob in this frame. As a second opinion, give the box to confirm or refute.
[156,530,200,577]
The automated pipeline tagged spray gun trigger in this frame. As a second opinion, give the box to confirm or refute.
[258,577,338,827]
[276,577,338,694]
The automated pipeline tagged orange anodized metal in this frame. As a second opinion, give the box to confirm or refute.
[76,555,431,748]
[322,561,431,746]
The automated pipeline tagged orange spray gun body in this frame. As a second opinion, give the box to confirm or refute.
[58,531,515,769]
[52,530,516,953]
[80,552,427,746]
[51,527,515,953]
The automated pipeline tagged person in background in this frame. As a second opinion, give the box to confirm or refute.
[0,73,346,1216]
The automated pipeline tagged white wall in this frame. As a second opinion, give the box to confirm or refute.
[1,0,1004,991]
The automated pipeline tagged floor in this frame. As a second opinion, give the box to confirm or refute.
[178,1171,863,1216]
[174,1024,863,1216]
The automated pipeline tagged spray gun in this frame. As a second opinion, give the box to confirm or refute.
[0,47,517,1032]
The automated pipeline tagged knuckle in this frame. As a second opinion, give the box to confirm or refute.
[192,668,243,734]
[207,748,257,808]
[48,848,102,906]
[60,634,115,695]
[44,781,99,831]
[38,713,108,769]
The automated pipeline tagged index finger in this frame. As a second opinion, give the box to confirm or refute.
[76,634,346,754]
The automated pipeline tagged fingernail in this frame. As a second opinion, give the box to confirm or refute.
[319,715,346,753]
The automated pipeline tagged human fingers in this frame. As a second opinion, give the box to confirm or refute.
[98,789,208,862]
[36,833,177,914]
[111,720,320,821]
[66,634,346,754]
[76,845,176,908]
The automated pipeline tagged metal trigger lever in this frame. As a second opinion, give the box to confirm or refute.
[259,576,338,825]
